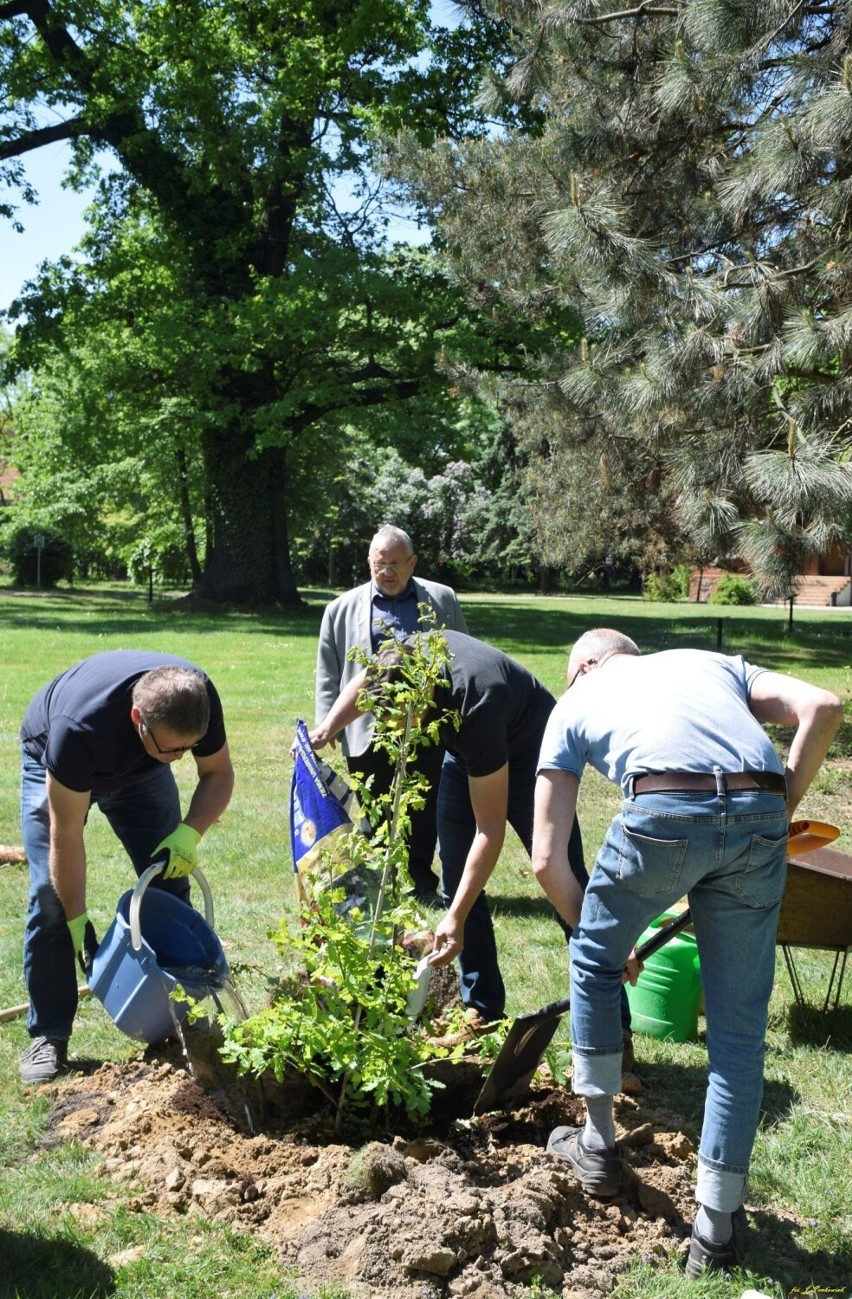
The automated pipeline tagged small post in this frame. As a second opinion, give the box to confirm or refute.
[716,617,723,652]
[33,533,45,589]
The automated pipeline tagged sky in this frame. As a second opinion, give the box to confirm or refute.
[1,143,95,314]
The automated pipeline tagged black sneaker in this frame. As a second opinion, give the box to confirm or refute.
[546,1125,622,1197]
[413,888,444,909]
[20,1036,69,1085]
[685,1205,748,1277]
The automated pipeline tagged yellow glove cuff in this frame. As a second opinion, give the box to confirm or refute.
[67,911,90,957]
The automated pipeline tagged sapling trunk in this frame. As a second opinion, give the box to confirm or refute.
[336,707,414,1128]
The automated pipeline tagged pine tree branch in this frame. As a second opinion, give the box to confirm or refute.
[783,367,838,386]
[717,258,822,289]
[580,1,683,24]
[751,0,807,59]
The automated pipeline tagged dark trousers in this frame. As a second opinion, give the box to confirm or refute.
[438,750,632,1028]
[346,741,445,893]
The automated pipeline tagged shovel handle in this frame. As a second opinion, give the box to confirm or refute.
[635,907,693,962]
[130,862,214,951]
[523,908,695,1024]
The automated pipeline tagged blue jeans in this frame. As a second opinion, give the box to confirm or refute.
[569,787,788,1211]
[437,750,631,1028]
[21,748,189,1040]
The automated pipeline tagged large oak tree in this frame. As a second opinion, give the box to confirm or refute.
[0,0,514,602]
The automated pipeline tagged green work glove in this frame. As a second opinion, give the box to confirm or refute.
[152,823,201,879]
[67,912,90,959]
[68,913,99,976]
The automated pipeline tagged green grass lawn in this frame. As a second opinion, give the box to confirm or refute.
[0,583,849,1299]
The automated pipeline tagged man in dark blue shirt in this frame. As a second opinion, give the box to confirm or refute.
[315,525,467,903]
[19,651,234,1084]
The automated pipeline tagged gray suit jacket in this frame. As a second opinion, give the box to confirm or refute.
[315,576,468,757]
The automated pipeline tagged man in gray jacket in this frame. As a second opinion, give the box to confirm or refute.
[315,524,467,902]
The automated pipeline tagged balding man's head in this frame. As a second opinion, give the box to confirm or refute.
[567,629,640,687]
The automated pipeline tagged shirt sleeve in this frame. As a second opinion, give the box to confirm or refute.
[536,694,585,779]
[193,679,227,757]
[457,702,510,777]
[42,715,96,792]
[742,657,769,699]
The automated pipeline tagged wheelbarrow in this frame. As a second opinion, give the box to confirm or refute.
[777,821,850,1011]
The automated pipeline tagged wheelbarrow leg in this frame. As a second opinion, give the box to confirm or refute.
[822,948,848,1014]
[781,944,805,1008]
[781,943,849,1013]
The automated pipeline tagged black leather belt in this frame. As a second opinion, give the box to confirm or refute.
[632,771,787,797]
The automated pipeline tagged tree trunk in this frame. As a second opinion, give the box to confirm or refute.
[176,446,203,586]
[195,423,301,604]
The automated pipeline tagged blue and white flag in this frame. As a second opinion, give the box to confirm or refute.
[290,720,356,879]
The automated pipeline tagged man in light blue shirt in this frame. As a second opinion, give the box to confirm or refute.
[532,628,841,1278]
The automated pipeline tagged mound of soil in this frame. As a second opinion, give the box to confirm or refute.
[45,1041,705,1299]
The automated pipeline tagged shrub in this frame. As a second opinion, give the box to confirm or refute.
[671,563,692,598]
[4,524,73,588]
[709,573,759,605]
[643,570,685,602]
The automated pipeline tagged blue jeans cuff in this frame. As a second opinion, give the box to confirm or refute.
[696,1159,748,1212]
[572,1049,622,1097]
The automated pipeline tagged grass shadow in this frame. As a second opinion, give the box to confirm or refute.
[758,1074,801,1128]
[463,598,852,668]
[489,893,566,922]
[0,1228,116,1298]
[785,1000,852,1050]
[746,1205,852,1296]
[0,586,325,640]
[630,1059,802,1145]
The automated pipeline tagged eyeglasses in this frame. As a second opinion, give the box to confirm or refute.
[369,557,414,574]
[139,718,195,756]
[567,658,597,689]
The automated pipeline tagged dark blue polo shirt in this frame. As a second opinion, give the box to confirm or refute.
[21,650,226,794]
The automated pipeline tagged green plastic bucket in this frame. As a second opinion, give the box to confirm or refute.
[626,912,702,1042]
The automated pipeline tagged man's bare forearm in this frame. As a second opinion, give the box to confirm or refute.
[185,770,235,837]
[49,827,87,919]
[310,671,368,749]
[532,770,583,927]
[784,694,843,816]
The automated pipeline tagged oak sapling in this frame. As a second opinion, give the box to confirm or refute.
[221,614,501,1125]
